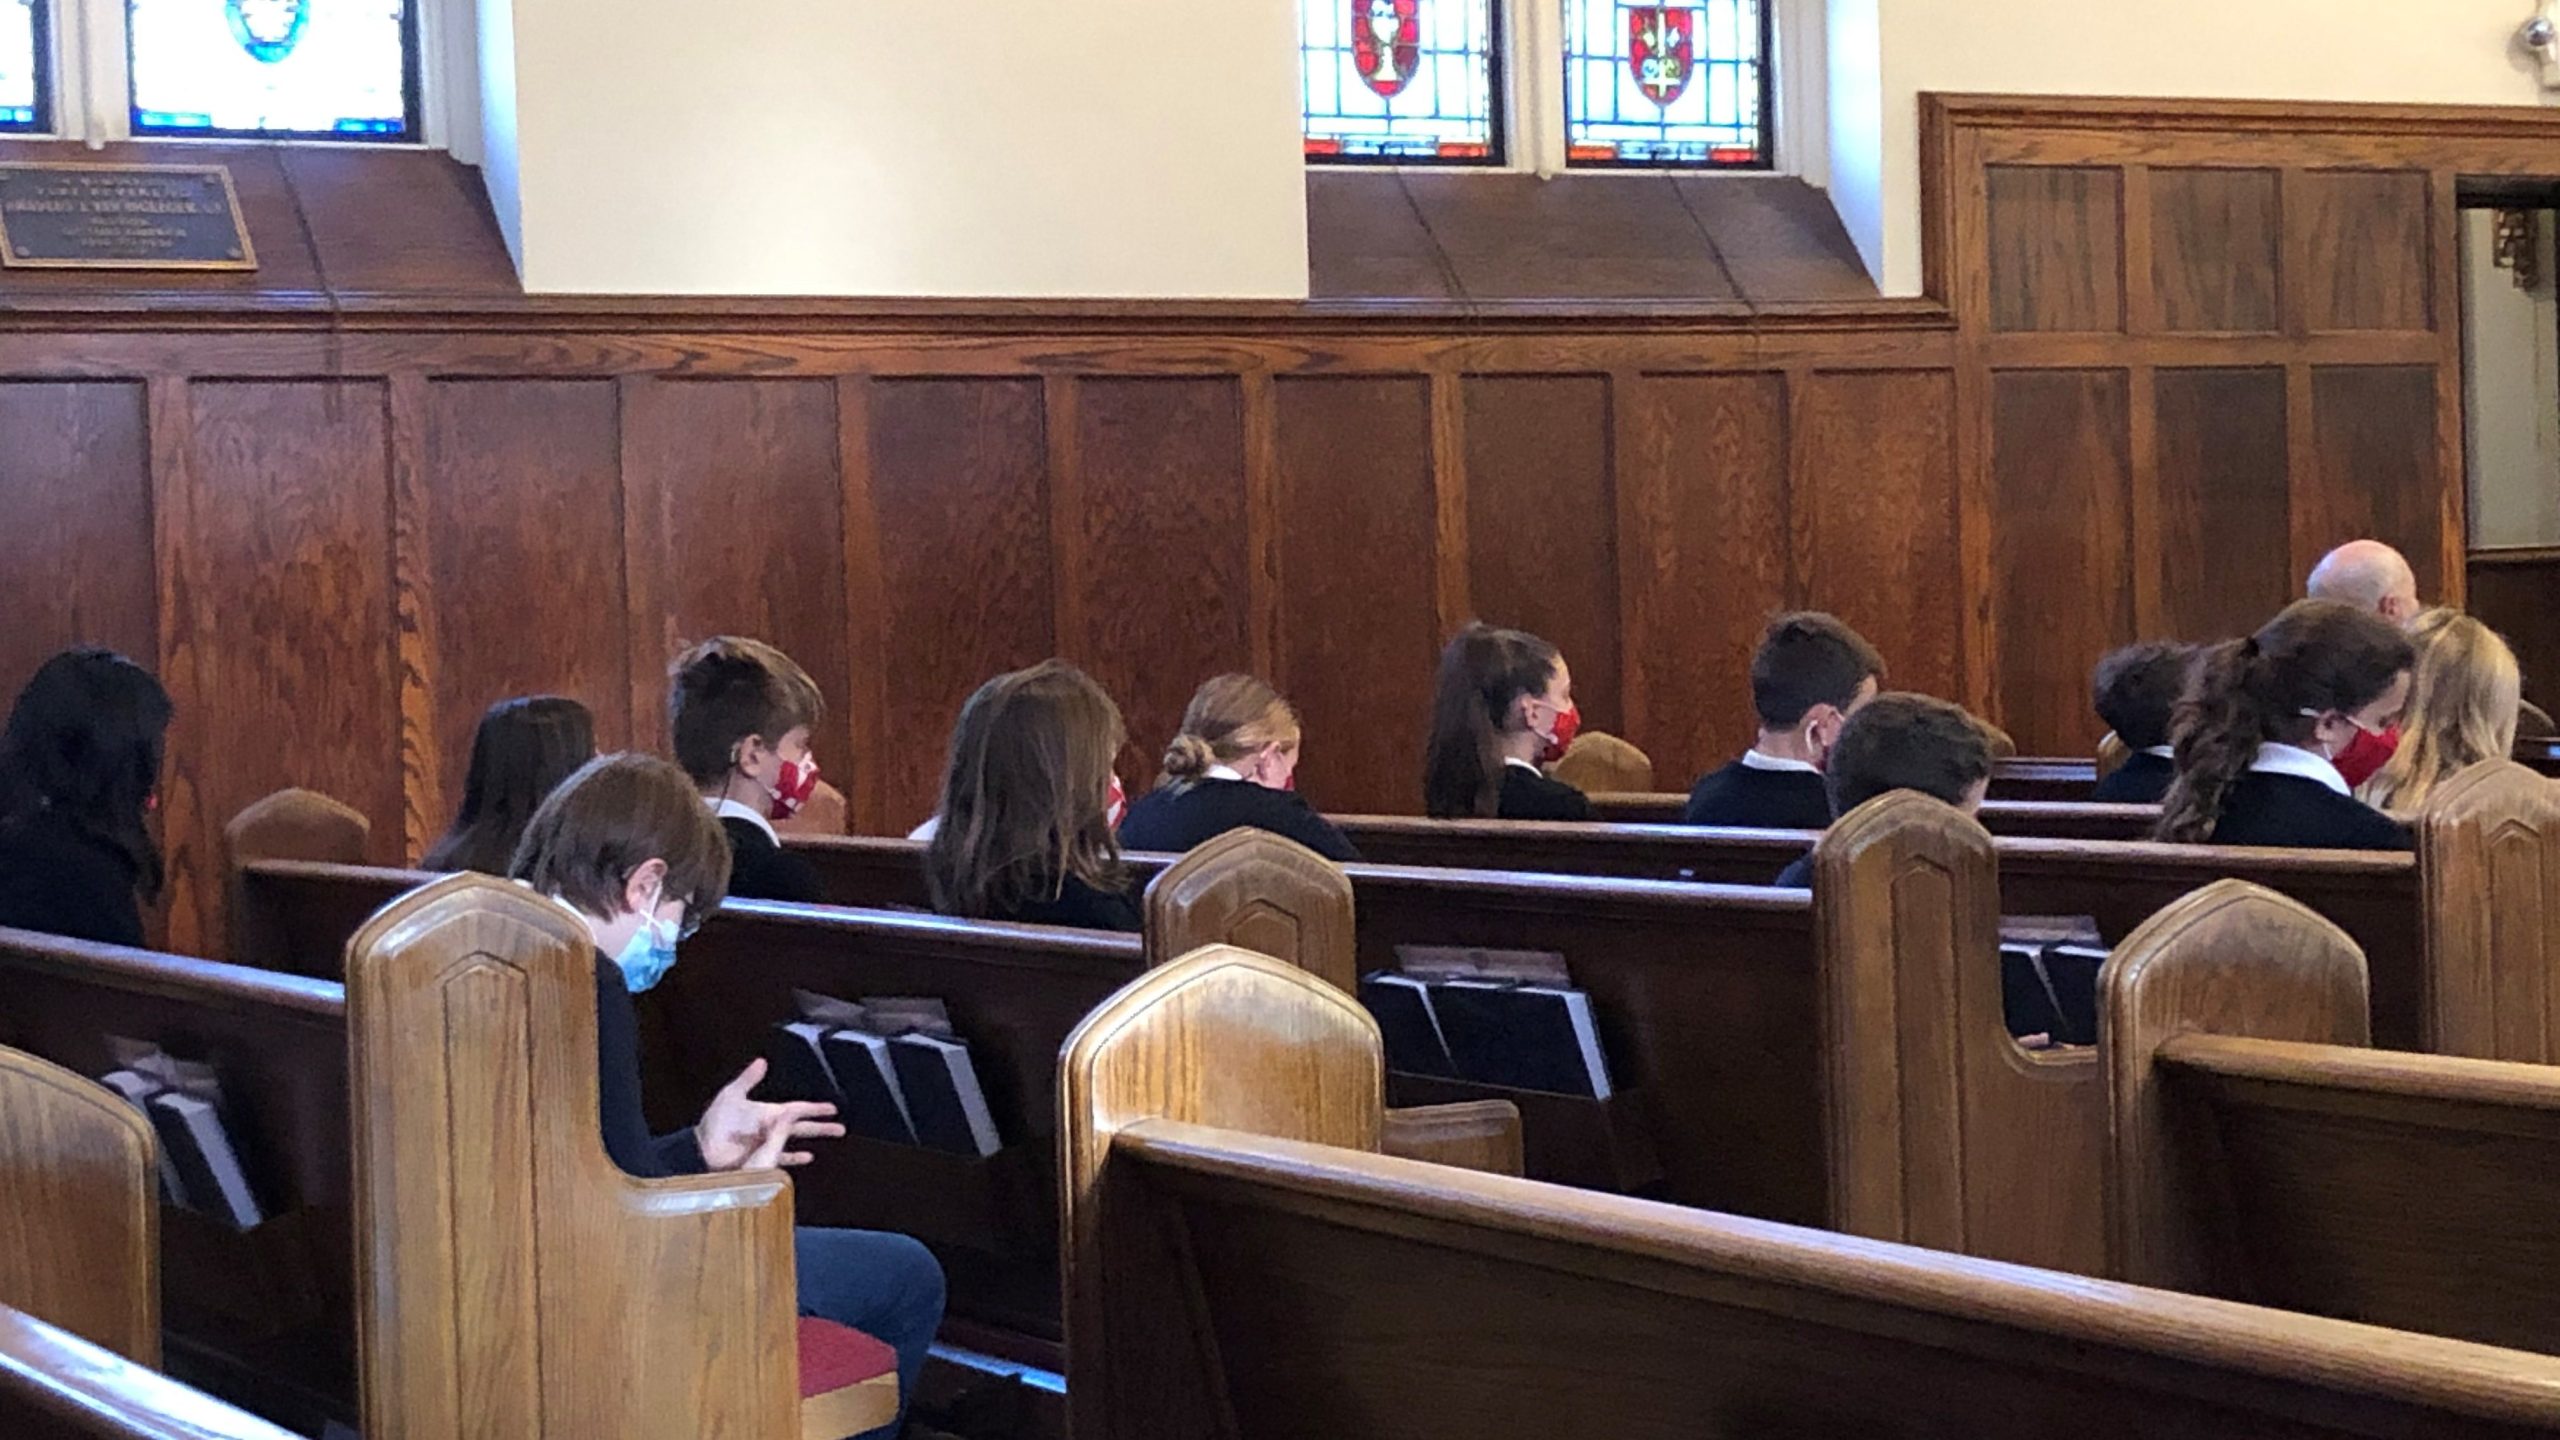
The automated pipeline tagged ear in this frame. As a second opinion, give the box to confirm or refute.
[622,857,671,915]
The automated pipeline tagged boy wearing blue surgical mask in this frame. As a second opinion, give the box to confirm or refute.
[512,753,944,1438]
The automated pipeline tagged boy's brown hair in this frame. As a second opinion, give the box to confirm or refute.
[1824,693,1997,816]
[510,753,733,926]
[668,637,825,786]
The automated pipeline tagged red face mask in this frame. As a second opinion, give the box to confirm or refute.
[1538,702,1582,766]
[1106,773,1128,830]
[768,754,822,821]
[2331,723,2399,790]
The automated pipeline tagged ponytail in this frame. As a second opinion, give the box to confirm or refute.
[1161,733,1219,785]
[1157,674,1301,792]
[2155,639,2263,843]
[1422,623,1560,819]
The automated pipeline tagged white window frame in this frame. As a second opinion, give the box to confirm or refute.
[32,0,465,152]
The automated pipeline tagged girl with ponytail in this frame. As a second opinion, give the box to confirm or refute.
[1422,623,1595,821]
[1118,674,1360,861]
[2155,600,2416,851]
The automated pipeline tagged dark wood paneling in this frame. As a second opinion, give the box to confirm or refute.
[1273,378,1438,814]
[1797,371,1964,708]
[2298,171,2432,332]
[2150,168,2280,333]
[2468,552,2560,716]
[0,383,155,707]
[2154,367,2292,640]
[1463,376,1621,734]
[623,380,853,783]
[185,382,399,895]
[415,381,627,842]
[1066,378,1253,781]
[2309,366,2444,601]
[1617,374,1789,787]
[1677,178,1880,304]
[1399,173,1740,301]
[1304,174,1457,301]
[1990,371,2132,752]
[865,379,1054,830]
[1986,166,2124,333]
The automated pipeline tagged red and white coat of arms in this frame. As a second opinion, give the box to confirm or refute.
[1628,6,1697,108]
[1352,0,1423,98]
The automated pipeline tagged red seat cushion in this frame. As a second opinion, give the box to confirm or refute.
[798,1316,897,1397]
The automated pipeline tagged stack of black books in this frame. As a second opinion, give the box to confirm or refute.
[1998,916,2108,1046]
[762,992,1002,1158]
[1359,947,1613,1099]
[99,1040,266,1230]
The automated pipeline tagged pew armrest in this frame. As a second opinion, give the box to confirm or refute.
[1382,1101,1523,1176]
[0,1303,301,1439]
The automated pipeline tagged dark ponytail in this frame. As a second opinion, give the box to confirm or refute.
[1423,623,1560,819]
[2156,601,2414,843]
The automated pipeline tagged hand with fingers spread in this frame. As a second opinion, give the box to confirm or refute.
[694,1056,847,1171]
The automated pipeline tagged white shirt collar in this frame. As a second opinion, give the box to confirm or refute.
[1741,748,1822,775]
[2142,745,2175,759]
[709,796,779,843]
[1203,763,1247,782]
[1503,756,1545,776]
[2247,743,2348,796]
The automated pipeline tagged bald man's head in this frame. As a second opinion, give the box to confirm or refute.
[2307,540,2422,625]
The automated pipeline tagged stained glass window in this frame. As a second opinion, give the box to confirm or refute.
[1303,0,1500,164]
[1563,0,1768,168]
[128,0,415,140]
[1,0,42,131]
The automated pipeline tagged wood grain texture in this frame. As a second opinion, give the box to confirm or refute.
[2469,552,2560,717]
[1990,370,2132,753]
[0,1301,305,1440]
[864,379,1054,831]
[0,1048,158,1365]
[0,384,156,709]
[1796,370,1964,707]
[2309,365,2444,600]
[2416,762,2560,1062]
[2153,367,2292,640]
[1462,376,1621,733]
[1271,378,1439,815]
[1985,166,2124,333]
[2297,171,2433,332]
[2149,169,2282,334]
[1141,829,1358,992]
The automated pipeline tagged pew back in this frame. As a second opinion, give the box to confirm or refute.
[0,1303,302,1440]
[2417,761,2560,1063]
[1141,830,1356,991]
[1579,795,2157,840]
[0,1043,158,1363]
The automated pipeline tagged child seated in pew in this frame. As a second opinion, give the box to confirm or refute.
[1423,622,1594,821]
[670,637,830,903]
[1772,693,1996,889]
[2157,600,2415,851]
[421,696,596,875]
[2088,643,2193,805]
[511,754,945,1438]
[1685,612,1884,830]
[924,661,1143,932]
[2359,610,2522,816]
[0,649,172,948]
[1119,674,1360,861]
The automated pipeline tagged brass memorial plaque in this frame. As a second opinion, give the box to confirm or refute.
[0,162,258,270]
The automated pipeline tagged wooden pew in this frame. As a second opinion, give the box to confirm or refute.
[2415,761,2560,1062]
[0,1303,303,1440]
[2105,878,2560,1356]
[1061,947,2560,1440]
[0,928,352,1434]
[0,1046,158,1364]
[1581,793,2158,841]
[222,788,369,965]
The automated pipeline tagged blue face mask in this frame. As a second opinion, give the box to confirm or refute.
[613,883,681,994]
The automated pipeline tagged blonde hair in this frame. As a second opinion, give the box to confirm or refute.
[2360,609,2521,815]
[1160,674,1300,788]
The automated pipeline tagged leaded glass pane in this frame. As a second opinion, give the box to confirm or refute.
[128,0,414,139]
[1563,0,1767,168]
[1304,0,1500,165]
[0,0,41,131]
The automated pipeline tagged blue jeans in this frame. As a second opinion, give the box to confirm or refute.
[795,1227,946,1440]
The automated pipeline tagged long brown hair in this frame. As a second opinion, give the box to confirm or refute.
[925,661,1128,919]
[1423,623,1561,819]
[424,696,597,875]
[1159,674,1300,790]
[2361,610,2521,815]
[2156,600,2415,843]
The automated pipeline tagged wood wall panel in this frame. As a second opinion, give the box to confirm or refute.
[1985,166,2123,333]
[2298,171,2432,333]
[864,378,1054,831]
[2150,169,2280,334]
[1617,373,1789,787]
[1462,376,1622,734]
[1796,371,1964,710]
[2468,552,2560,716]
[413,381,627,850]
[2153,367,2292,641]
[1066,377,1252,780]
[2309,366,2444,602]
[0,383,155,708]
[622,381,853,787]
[1990,371,2132,753]
[1272,378,1438,814]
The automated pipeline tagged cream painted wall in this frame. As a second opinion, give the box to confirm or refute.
[1847,0,2554,294]
[2462,209,2560,549]
[486,0,1308,298]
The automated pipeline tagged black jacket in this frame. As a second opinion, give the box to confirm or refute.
[980,874,1144,933]
[2208,774,2412,852]
[0,809,147,948]
[1119,779,1361,862]
[1683,758,1832,831]
[720,816,824,904]
[2091,753,2174,805]
[595,952,707,1179]
[1772,853,1815,889]
[1497,765,1595,822]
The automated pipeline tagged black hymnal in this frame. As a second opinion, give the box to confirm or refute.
[2041,944,2108,1047]
[1999,943,2065,1042]
[99,1068,189,1208]
[820,1029,919,1145]
[889,1034,1001,1157]
[763,1021,845,1106]
[147,1091,264,1230]
[1358,972,1455,1078]
[1429,980,1613,1099]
